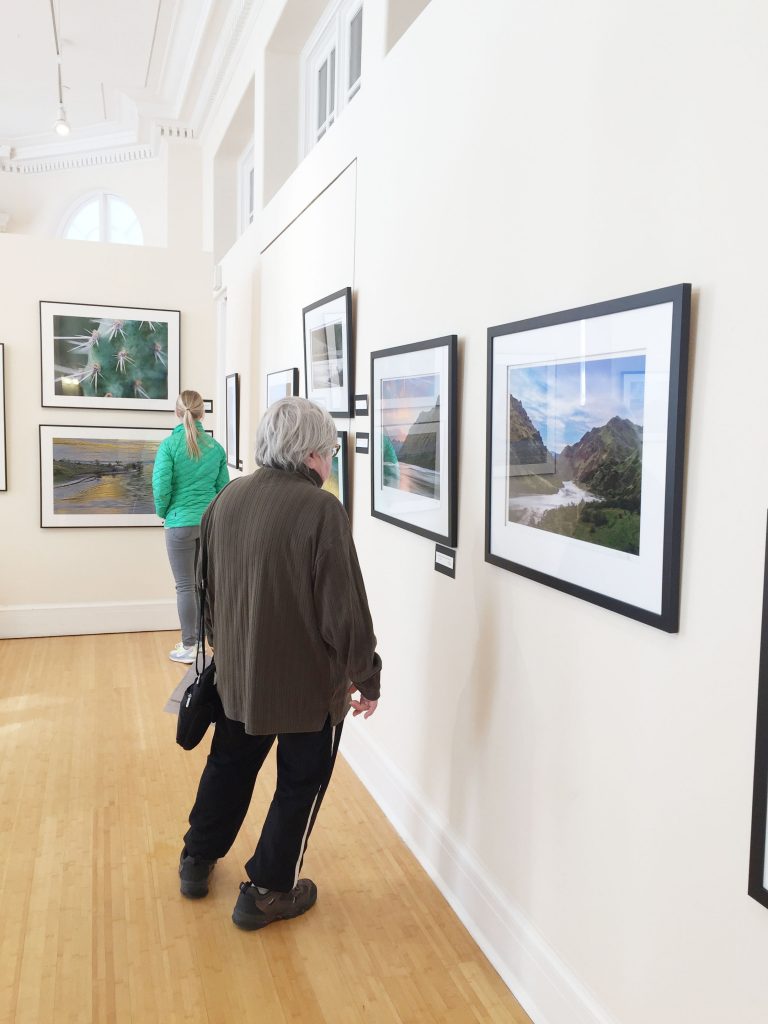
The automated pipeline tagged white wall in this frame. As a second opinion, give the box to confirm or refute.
[211,1,768,1022]
[0,233,214,638]
[0,156,168,246]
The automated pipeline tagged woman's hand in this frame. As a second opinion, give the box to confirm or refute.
[349,683,378,719]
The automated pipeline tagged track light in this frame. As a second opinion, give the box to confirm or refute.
[54,103,70,136]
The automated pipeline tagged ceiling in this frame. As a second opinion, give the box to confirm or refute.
[0,0,231,158]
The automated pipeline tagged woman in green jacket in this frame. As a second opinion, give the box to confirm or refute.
[152,390,229,663]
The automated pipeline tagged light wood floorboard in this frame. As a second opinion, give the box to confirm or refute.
[0,632,532,1024]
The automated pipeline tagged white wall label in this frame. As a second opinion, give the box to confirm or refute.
[435,544,456,578]
[355,432,369,454]
[355,393,369,416]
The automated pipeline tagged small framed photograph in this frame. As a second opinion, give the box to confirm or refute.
[749,513,768,911]
[225,372,240,469]
[322,431,349,513]
[203,399,213,414]
[486,284,691,632]
[371,335,458,546]
[266,367,300,407]
[40,424,174,527]
[302,288,353,417]
[40,300,180,411]
[0,344,6,491]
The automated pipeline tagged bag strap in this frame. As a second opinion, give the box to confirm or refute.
[195,487,226,675]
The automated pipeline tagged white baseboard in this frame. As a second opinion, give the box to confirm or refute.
[0,600,179,638]
[340,727,618,1024]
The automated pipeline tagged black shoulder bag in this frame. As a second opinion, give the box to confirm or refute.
[176,513,223,750]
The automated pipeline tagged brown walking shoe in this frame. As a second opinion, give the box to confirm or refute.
[232,879,318,931]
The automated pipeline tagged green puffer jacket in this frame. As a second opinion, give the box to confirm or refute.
[152,422,229,527]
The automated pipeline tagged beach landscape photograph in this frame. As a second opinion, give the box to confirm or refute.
[507,354,646,555]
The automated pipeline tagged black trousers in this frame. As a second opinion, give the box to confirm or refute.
[184,713,343,893]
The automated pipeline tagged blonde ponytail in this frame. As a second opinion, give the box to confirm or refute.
[175,390,205,459]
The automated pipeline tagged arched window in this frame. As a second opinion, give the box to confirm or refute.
[62,193,144,246]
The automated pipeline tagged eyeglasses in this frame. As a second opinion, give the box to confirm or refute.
[329,443,341,458]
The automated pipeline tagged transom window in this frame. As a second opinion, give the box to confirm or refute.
[62,193,144,246]
[302,0,363,154]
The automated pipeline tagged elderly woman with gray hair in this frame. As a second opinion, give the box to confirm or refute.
[178,396,381,931]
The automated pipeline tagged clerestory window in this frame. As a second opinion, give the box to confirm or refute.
[302,0,363,155]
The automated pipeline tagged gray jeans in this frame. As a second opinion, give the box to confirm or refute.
[165,525,201,647]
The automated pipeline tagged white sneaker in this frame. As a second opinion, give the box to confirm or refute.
[169,643,196,664]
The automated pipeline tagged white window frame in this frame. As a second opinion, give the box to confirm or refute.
[59,191,144,245]
[237,142,255,236]
[300,0,363,156]
[344,3,363,102]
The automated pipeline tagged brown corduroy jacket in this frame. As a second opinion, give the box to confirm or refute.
[198,464,381,734]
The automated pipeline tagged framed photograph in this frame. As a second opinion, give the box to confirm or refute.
[40,424,173,527]
[266,367,299,407]
[750,513,768,910]
[0,344,6,491]
[371,336,458,546]
[40,301,180,411]
[323,431,349,513]
[486,284,691,632]
[302,288,353,417]
[225,372,240,469]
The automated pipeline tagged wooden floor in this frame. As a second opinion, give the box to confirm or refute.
[0,632,531,1024]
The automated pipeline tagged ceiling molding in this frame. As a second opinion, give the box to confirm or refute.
[0,144,155,175]
[1,0,264,173]
[156,123,196,141]
[189,0,265,138]
[0,121,195,175]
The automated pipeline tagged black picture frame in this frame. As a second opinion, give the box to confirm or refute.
[749,513,768,910]
[370,335,458,546]
[322,430,349,514]
[40,300,181,411]
[486,284,691,632]
[302,287,353,418]
[225,372,240,469]
[0,343,6,492]
[266,366,300,407]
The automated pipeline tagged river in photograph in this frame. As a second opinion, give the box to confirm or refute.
[53,468,154,514]
[385,462,439,499]
[508,480,596,526]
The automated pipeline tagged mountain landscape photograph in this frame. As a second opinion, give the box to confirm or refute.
[381,373,440,499]
[506,354,646,555]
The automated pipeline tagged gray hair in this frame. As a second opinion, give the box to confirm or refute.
[255,396,338,471]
